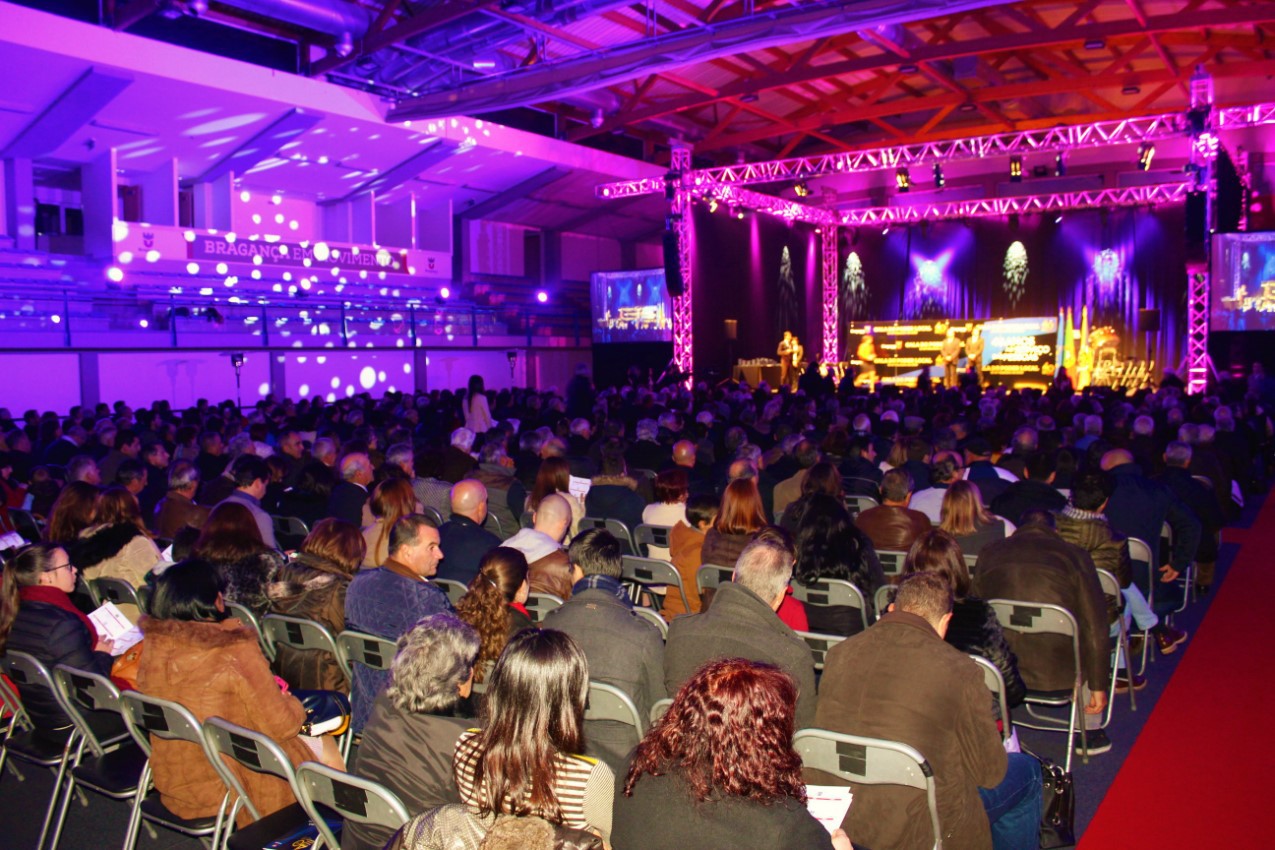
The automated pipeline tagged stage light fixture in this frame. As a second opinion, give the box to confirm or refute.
[1054,214,1064,224]
[933,163,944,189]
[895,167,911,192]
[1054,152,1066,176]
[536,291,549,304]
[793,180,811,197]
[1137,142,1155,171]
[1009,156,1023,183]
[708,197,719,213]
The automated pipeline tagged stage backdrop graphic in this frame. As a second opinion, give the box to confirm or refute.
[1210,231,1275,331]
[847,317,1058,388]
[590,268,673,343]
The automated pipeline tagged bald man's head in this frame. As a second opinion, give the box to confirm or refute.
[534,493,572,543]
[672,440,696,467]
[450,479,488,524]
[1100,448,1134,471]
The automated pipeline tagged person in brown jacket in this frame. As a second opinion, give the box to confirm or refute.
[152,461,210,539]
[137,561,343,828]
[854,468,933,553]
[502,493,574,599]
[814,573,1041,850]
[665,494,717,618]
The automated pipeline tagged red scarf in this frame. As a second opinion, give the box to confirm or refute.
[18,585,99,645]
[510,601,531,620]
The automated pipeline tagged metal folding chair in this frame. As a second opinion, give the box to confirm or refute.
[336,630,397,682]
[987,599,1089,772]
[470,661,496,696]
[967,655,1011,742]
[524,592,564,624]
[519,510,535,530]
[89,576,142,613]
[419,506,444,527]
[48,666,145,850]
[695,563,734,609]
[1159,520,1194,614]
[648,698,673,726]
[793,728,943,850]
[621,555,692,614]
[874,584,895,617]
[483,512,505,539]
[796,631,846,671]
[634,607,668,639]
[271,516,310,551]
[294,761,410,850]
[0,668,34,781]
[9,508,44,543]
[790,578,870,630]
[585,681,645,755]
[1096,568,1137,718]
[845,495,879,518]
[580,516,635,555]
[118,691,228,850]
[633,523,672,558]
[1127,537,1155,675]
[876,549,908,579]
[226,602,271,660]
[433,578,468,608]
[260,615,350,757]
[201,716,308,850]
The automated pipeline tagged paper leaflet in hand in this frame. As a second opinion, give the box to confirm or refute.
[568,475,592,501]
[88,601,144,655]
[806,784,853,835]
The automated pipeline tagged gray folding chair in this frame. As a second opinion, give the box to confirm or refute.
[0,667,34,781]
[1096,568,1137,717]
[48,665,145,850]
[1159,520,1194,614]
[963,553,980,575]
[845,495,879,517]
[483,512,505,539]
[226,602,270,660]
[621,555,691,615]
[797,631,846,671]
[876,549,908,578]
[648,698,673,726]
[791,578,870,630]
[260,614,344,685]
[695,563,734,609]
[470,661,496,696]
[987,599,1088,772]
[271,515,310,550]
[119,691,228,850]
[9,507,44,543]
[201,716,308,849]
[295,761,410,850]
[89,576,142,612]
[336,630,397,683]
[524,592,564,624]
[633,523,673,558]
[967,655,1011,742]
[585,681,645,754]
[136,584,152,616]
[874,584,895,618]
[793,728,943,850]
[634,606,668,639]
[420,506,444,527]
[433,578,468,608]
[519,510,535,530]
[580,516,635,554]
[1127,537,1154,675]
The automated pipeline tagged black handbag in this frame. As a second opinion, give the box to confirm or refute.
[1038,756,1076,849]
[292,689,351,737]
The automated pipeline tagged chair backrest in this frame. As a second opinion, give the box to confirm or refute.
[272,515,310,537]
[1126,537,1155,606]
[633,523,672,557]
[226,602,269,658]
[9,508,43,542]
[119,691,205,757]
[201,716,301,823]
[581,517,635,555]
[987,599,1083,691]
[469,660,496,696]
[649,698,672,726]
[483,512,505,539]
[963,554,979,574]
[633,606,668,639]
[876,549,908,577]
[797,631,846,671]
[621,555,691,614]
[845,495,879,517]
[524,592,564,623]
[337,630,397,678]
[1126,537,1153,566]
[434,578,468,608]
[420,506,444,527]
[790,578,869,630]
[695,563,734,597]
[136,583,152,616]
[0,668,33,733]
[793,728,942,850]
[585,681,645,737]
[295,762,411,850]
[90,577,141,611]
[519,510,535,530]
[1094,568,1121,601]
[52,664,127,757]
[261,614,345,686]
[873,584,895,618]
[1,651,56,714]
[967,655,1010,742]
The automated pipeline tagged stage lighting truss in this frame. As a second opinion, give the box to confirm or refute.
[669,146,694,387]
[821,227,839,366]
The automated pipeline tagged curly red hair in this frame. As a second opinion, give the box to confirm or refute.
[623,658,806,804]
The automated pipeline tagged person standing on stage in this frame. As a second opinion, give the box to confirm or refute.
[856,333,877,387]
[965,326,985,387]
[789,335,805,391]
[777,330,794,390]
[940,327,961,388]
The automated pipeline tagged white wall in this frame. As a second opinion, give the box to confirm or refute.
[0,354,82,413]
[97,351,271,410]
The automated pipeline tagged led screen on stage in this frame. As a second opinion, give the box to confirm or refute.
[1210,232,1275,331]
[846,317,1058,387]
[591,268,673,343]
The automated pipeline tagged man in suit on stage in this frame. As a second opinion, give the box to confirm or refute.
[789,335,805,390]
[965,326,985,386]
[777,330,794,390]
[940,327,961,388]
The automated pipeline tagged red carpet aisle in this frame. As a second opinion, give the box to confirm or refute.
[1080,498,1275,848]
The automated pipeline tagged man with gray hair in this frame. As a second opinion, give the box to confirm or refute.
[328,452,373,528]
[441,427,478,483]
[311,436,338,468]
[626,419,667,474]
[1155,441,1224,594]
[663,534,817,727]
[65,455,101,486]
[153,460,209,538]
[469,441,525,539]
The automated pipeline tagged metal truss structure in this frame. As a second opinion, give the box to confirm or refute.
[840,183,1191,225]
[670,146,694,385]
[1186,263,1211,395]
[821,227,840,366]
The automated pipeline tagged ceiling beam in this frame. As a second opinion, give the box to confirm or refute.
[191,108,323,185]
[328,138,463,204]
[311,0,502,78]
[1,68,133,160]
[457,167,570,221]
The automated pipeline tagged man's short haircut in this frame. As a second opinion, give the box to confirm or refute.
[386,442,414,469]
[1133,415,1155,437]
[930,452,962,485]
[599,441,627,476]
[339,452,372,481]
[1011,427,1039,454]
[388,513,437,557]
[450,427,476,452]
[1071,469,1114,512]
[1024,450,1055,481]
[142,442,167,462]
[684,493,719,528]
[732,536,794,603]
[880,468,914,503]
[66,455,98,482]
[312,437,337,462]
[478,441,506,465]
[793,440,820,468]
[116,459,147,488]
[230,454,270,488]
[168,461,200,491]
[567,528,622,578]
[1164,440,1193,468]
[894,572,953,626]
[1019,509,1056,530]
[116,428,139,449]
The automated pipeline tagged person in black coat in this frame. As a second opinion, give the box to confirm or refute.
[0,543,122,742]
[900,529,1027,712]
[1155,442,1225,592]
[328,453,373,527]
[990,451,1068,527]
[791,493,885,635]
[436,481,501,585]
[584,444,646,536]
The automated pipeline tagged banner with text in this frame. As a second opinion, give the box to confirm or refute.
[846,316,1057,387]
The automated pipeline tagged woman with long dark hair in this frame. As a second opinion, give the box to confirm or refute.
[362,478,419,568]
[44,480,99,545]
[528,457,584,535]
[451,629,613,839]
[464,374,493,435]
[614,658,851,850]
[778,461,843,535]
[793,493,885,635]
[453,547,533,684]
[191,501,284,615]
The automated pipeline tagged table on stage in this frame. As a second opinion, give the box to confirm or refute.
[733,362,784,387]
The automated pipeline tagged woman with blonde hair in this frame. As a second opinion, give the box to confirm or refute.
[528,457,583,535]
[72,486,162,589]
[363,478,420,567]
[454,547,533,684]
[938,479,1014,556]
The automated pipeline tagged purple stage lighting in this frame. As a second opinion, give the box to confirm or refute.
[536,291,549,303]
[439,286,450,299]
[106,266,124,283]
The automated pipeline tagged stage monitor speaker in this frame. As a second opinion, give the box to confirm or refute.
[1185,191,1207,244]
[724,319,738,341]
[1138,308,1161,334]
[662,230,685,297]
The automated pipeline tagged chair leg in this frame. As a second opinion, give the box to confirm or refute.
[47,773,78,850]
[37,738,77,850]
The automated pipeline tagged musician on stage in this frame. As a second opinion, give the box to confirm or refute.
[778,330,794,389]
[855,332,877,387]
[965,326,985,386]
[789,334,805,390]
[940,326,961,388]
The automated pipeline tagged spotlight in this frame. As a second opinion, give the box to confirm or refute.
[439,286,450,299]
[1054,152,1066,177]
[335,32,354,58]
[933,163,945,189]
[1137,142,1155,171]
[793,180,811,197]
[708,197,719,213]
[895,167,911,193]
[106,266,125,283]
[1009,156,1023,183]
[1054,214,1064,224]
[536,291,549,304]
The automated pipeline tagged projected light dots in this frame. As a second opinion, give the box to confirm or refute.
[1003,241,1029,308]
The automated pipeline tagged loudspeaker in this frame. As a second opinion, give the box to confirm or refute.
[1138,308,1161,334]
[724,319,737,341]
[1185,191,1207,244]
[662,230,685,297]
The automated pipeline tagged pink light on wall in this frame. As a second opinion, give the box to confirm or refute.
[671,146,694,386]
[821,226,839,365]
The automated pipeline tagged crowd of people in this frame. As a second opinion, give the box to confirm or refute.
[0,362,1265,850]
